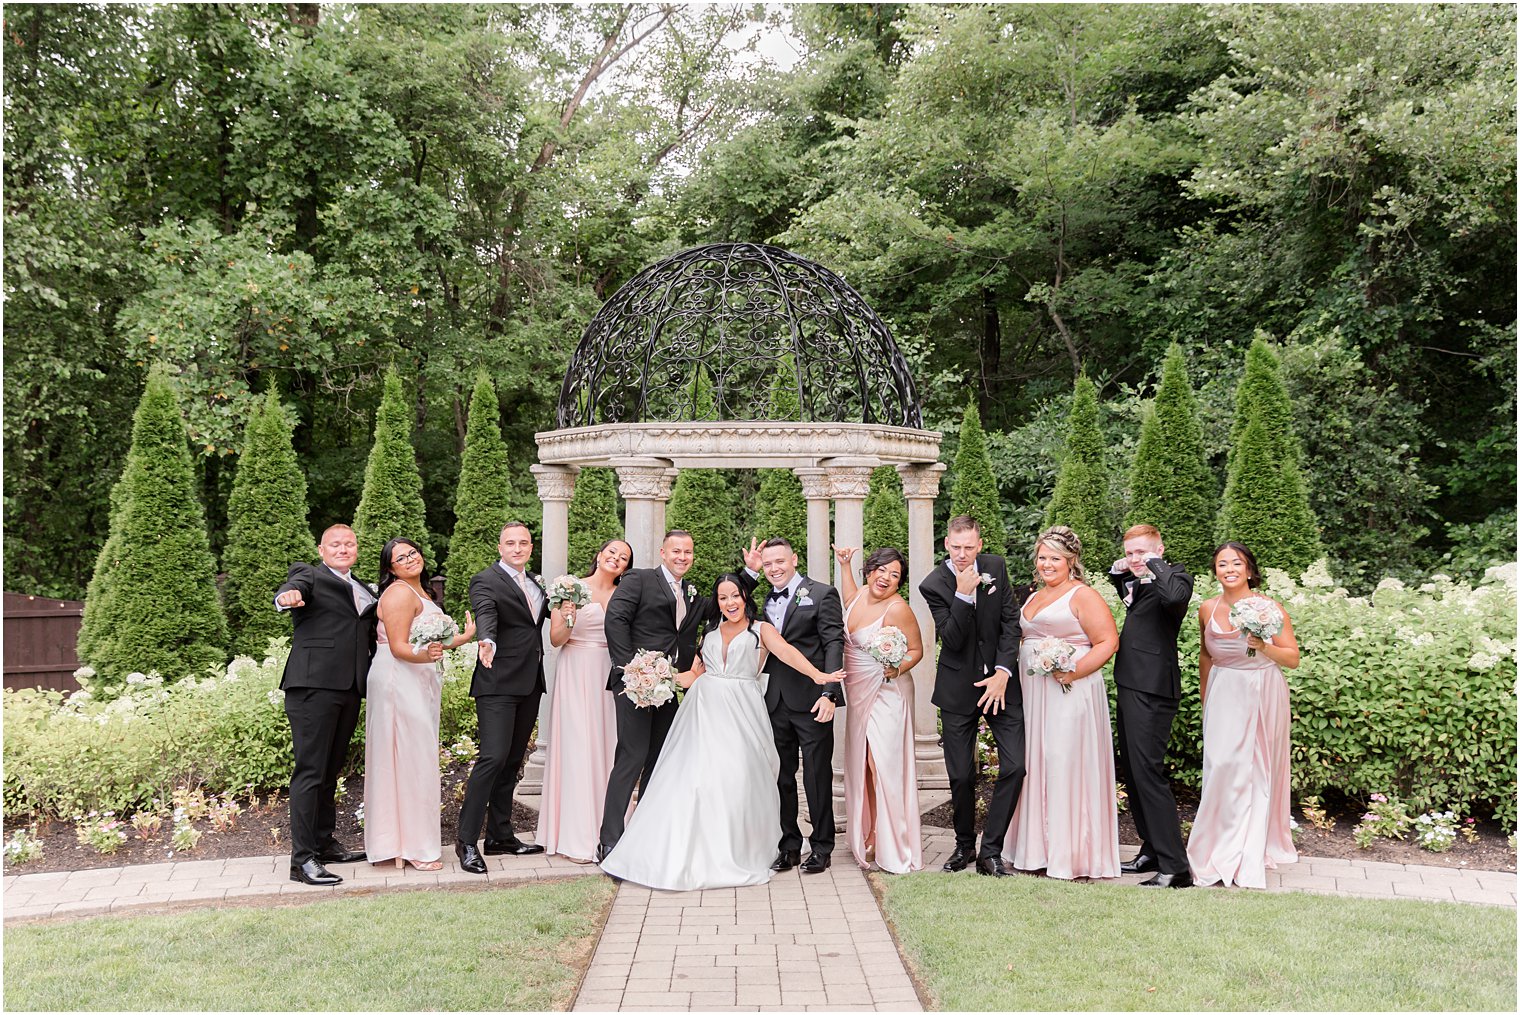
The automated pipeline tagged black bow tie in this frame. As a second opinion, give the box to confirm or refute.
[767,589,791,603]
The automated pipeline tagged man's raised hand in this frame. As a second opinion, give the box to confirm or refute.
[742,536,763,573]
[276,590,305,609]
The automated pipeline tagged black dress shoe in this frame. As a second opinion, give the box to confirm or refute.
[975,855,1011,877]
[455,842,488,875]
[485,838,546,856]
[317,846,367,864]
[1121,852,1159,874]
[770,849,802,872]
[290,859,342,886]
[800,852,831,874]
[1139,871,1193,889]
[942,847,971,872]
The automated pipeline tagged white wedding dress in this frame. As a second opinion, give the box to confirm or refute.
[599,625,782,891]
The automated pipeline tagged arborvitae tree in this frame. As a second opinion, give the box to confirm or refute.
[1045,374,1113,566]
[353,366,432,583]
[951,397,1004,548]
[442,373,512,619]
[1217,340,1322,574]
[76,365,227,694]
[566,466,624,576]
[752,356,808,578]
[1126,344,1215,574]
[223,388,314,657]
[666,468,738,599]
[863,464,910,598]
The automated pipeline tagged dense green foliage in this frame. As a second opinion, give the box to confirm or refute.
[75,367,228,694]
[1216,339,1322,572]
[1045,375,1113,565]
[863,465,909,555]
[950,398,1003,546]
[665,469,738,599]
[222,389,314,657]
[752,470,808,570]
[565,467,624,577]
[352,367,433,582]
[441,373,514,619]
[1126,345,1214,574]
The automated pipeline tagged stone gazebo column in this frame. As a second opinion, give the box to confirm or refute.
[794,468,832,580]
[520,464,578,796]
[824,459,877,825]
[899,462,949,789]
[613,457,677,566]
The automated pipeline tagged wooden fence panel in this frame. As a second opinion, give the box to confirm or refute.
[3,592,84,693]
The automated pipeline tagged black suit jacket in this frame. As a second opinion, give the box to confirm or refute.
[1107,558,1193,699]
[277,562,379,694]
[469,563,549,697]
[760,576,846,712]
[919,554,1022,715]
[603,567,756,690]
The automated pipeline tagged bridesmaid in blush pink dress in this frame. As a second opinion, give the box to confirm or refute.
[365,538,475,871]
[1006,526,1122,880]
[535,539,633,863]
[1187,541,1300,888]
[834,546,925,874]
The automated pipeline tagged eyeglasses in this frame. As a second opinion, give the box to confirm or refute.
[393,550,422,565]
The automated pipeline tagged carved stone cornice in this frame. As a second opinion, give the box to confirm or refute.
[529,463,578,502]
[535,421,942,470]
[896,462,948,500]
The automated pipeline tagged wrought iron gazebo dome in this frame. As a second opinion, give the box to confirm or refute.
[555,243,922,429]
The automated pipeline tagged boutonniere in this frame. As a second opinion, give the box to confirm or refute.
[979,573,996,594]
[365,582,379,595]
[533,575,546,591]
[685,585,696,602]
[795,585,815,607]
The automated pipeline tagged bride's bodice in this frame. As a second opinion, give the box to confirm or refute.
[699,626,763,682]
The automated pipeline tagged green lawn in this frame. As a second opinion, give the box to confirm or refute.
[876,873,1517,1011]
[3,878,615,1011]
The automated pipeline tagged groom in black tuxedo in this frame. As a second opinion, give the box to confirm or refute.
[598,530,756,859]
[746,537,845,875]
[456,521,550,875]
[274,523,378,886]
[1107,523,1194,888]
[919,515,1024,877]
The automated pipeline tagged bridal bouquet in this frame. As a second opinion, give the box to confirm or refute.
[409,613,460,671]
[1228,596,1283,656]
[865,626,909,679]
[547,574,591,628]
[1025,636,1078,694]
[621,649,678,709]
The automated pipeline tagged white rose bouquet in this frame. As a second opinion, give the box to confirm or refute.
[409,612,460,671]
[1228,596,1283,657]
[547,574,592,628]
[1025,636,1078,694]
[621,649,678,709]
[865,626,909,680]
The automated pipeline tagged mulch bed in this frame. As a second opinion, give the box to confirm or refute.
[5,762,539,877]
[921,780,1517,872]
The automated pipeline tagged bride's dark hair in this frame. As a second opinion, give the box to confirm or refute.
[710,573,760,622]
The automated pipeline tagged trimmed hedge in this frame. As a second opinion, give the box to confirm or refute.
[352,366,432,582]
[1126,345,1214,575]
[443,372,513,619]
[1046,373,1113,565]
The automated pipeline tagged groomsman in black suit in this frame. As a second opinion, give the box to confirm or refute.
[274,524,378,886]
[747,537,845,875]
[919,515,1023,877]
[597,530,756,860]
[1108,523,1194,888]
[456,521,550,874]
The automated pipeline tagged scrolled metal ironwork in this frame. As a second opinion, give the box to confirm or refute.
[556,243,923,428]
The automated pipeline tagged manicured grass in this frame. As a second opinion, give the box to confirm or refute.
[3,878,615,1011]
[876,873,1516,1011]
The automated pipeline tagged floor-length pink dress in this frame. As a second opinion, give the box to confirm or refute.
[363,586,444,865]
[535,600,617,862]
[1187,607,1298,887]
[1006,584,1121,879]
[842,595,923,874]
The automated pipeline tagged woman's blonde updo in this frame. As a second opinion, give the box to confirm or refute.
[1033,525,1086,584]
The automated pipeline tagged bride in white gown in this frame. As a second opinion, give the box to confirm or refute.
[600,574,845,892]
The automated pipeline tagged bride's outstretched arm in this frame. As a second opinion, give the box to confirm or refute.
[758,622,844,684]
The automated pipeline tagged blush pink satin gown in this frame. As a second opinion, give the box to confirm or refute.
[363,586,444,865]
[842,595,923,874]
[1187,606,1298,887]
[1006,584,1121,879]
[535,601,617,862]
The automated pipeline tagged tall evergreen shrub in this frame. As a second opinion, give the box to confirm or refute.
[752,356,809,580]
[76,365,227,693]
[443,373,512,618]
[1126,344,1215,573]
[353,366,432,583]
[566,466,624,576]
[1045,374,1113,565]
[666,468,737,599]
[863,464,910,598]
[223,388,314,657]
[951,397,1004,548]
[1217,338,1322,573]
